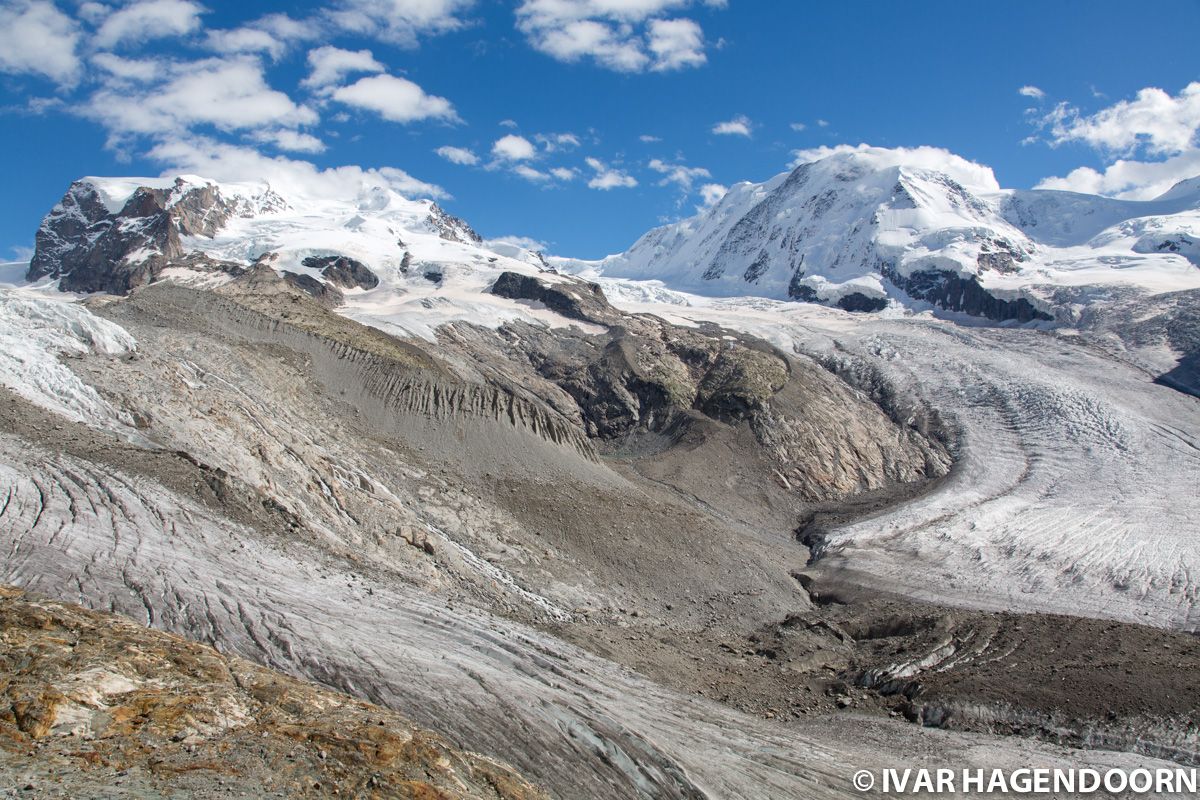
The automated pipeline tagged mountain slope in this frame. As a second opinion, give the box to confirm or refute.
[588,146,1200,322]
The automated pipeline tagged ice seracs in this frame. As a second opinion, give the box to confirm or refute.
[0,287,137,431]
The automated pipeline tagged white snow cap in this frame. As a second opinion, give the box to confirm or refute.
[790,144,1002,192]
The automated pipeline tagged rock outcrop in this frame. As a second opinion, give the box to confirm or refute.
[481,272,950,502]
[0,586,547,799]
[27,178,277,294]
[302,254,380,290]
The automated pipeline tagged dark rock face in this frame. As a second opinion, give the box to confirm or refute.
[283,271,345,307]
[428,203,482,245]
[27,179,246,295]
[836,293,888,313]
[886,267,1052,323]
[300,255,379,290]
[490,271,619,325]
[976,236,1029,274]
[468,272,950,505]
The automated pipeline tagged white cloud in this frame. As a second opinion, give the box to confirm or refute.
[327,0,473,46]
[698,182,726,208]
[550,166,577,180]
[77,2,109,24]
[1031,82,1200,199]
[94,0,206,49]
[513,164,551,182]
[250,128,326,154]
[1019,85,1045,100]
[639,134,661,142]
[712,114,751,137]
[816,118,829,127]
[91,53,160,82]
[492,134,536,160]
[535,132,581,152]
[436,145,479,165]
[647,18,705,71]
[515,0,719,73]
[499,118,518,128]
[487,234,547,252]
[788,144,1000,192]
[206,17,316,62]
[648,157,710,192]
[332,73,457,123]
[1038,82,1200,157]
[207,27,289,60]
[1034,149,1200,200]
[302,46,385,91]
[585,156,636,189]
[148,135,449,199]
[0,1,82,86]
[789,122,806,132]
[85,57,318,143]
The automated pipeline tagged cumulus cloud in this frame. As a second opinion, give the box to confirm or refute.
[206,16,316,61]
[697,182,727,208]
[0,1,82,85]
[327,0,473,46]
[249,128,326,154]
[639,134,662,143]
[515,0,721,73]
[789,122,806,132]
[646,18,705,71]
[94,0,206,49]
[332,74,457,123]
[91,53,160,83]
[535,132,581,152]
[487,234,547,252]
[1019,85,1046,100]
[302,46,385,91]
[788,144,1001,192]
[148,135,449,199]
[1037,82,1200,157]
[550,166,577,180]
[84,57,318,145]
[712,114,751,136]
[585,156,636,190]
[648,157,710,192]
[1032,82,1200,199]
[1034,149,1200,200]
[492,134,536,161]
[436,145,479,165]
[513,164,551,182]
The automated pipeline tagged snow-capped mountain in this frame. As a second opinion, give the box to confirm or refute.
[24,174,592,340]
[589,146,1200,322]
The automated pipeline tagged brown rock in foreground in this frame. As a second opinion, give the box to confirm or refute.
[0,586,547,799]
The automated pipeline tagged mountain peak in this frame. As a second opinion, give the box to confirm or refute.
[590,145,1200,321]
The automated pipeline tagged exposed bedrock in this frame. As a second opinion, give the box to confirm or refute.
[484,271,951,512]
[884,265,1052,323]
[301,254,380,290]
[28,178,258,294]
[0,586,548,799]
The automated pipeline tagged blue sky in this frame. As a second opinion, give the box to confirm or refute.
[2,0,1199,260]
